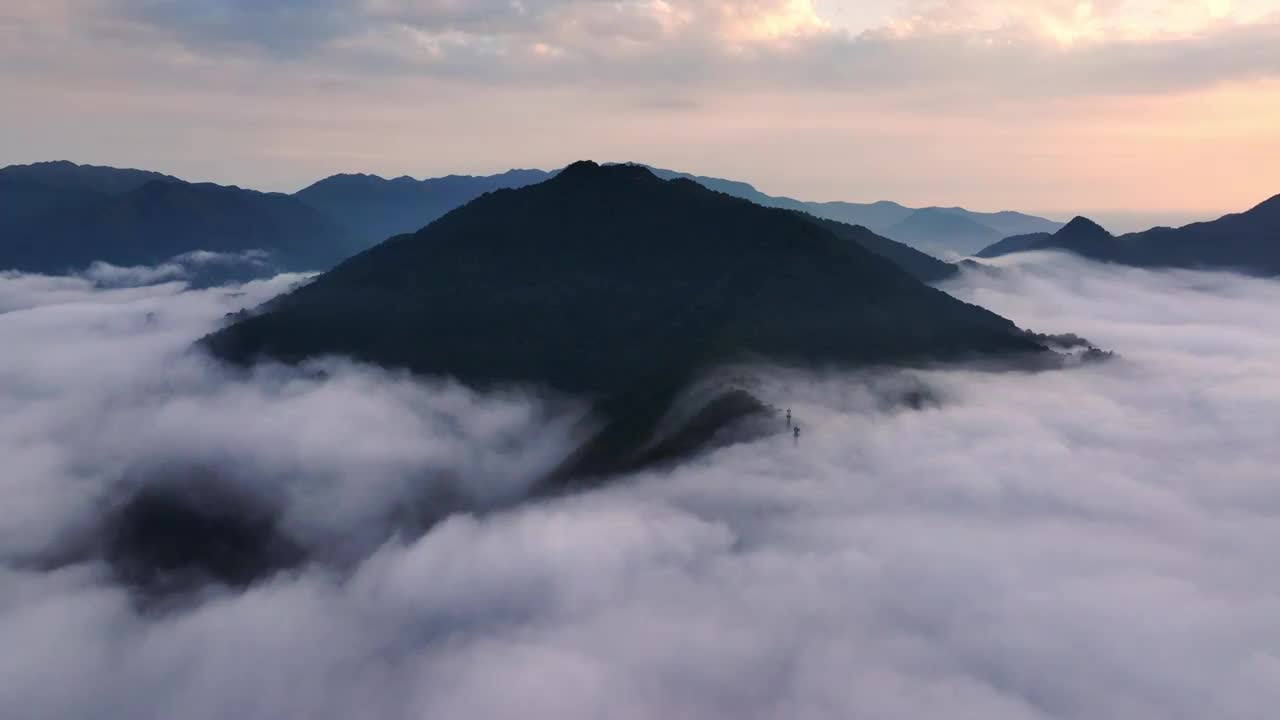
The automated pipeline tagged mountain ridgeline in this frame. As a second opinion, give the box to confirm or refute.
[1,161,971,283]
[801,215,958,283]
[204,162,1049,479]
[976,197,1280,275]
[293,165,961,284]
[0,161,359,278]
[0,160,178,233]
[642,166,1063,255]
[882,207,1003,257]
[293,169,552,247]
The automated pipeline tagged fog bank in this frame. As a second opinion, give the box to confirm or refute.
[3,253,1279,719]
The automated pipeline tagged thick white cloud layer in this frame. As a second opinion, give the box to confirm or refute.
[0,270,586,568]
[3,253,1280,718]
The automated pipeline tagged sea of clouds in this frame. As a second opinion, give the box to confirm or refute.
[2,252,1279,719]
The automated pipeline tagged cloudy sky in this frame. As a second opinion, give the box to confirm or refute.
[2,0,1278,217]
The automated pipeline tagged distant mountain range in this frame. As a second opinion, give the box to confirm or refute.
[641,166,1064,256]
[12,159,1270,282]
[0,161,359,279]
[801,214,958,283]
[0,160,1053,273]
[293,169,550,247]
[288,162,1058,269]
[294,164,963,282]
[204,162,1050,479]
[0,160,975,284]
[0,161,176,235]
[976,196,1280,275]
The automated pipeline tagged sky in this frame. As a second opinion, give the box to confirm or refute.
[5,250,1280,719]
[1,0,1278,218]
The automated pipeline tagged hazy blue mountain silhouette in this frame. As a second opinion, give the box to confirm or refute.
[975,232,1052,258]
[1,159,1058,284]
[976,196,1280,275]
[292,164,959,280]
[972,217,1116,258]
[0,160,177,195]
[939,208,1063,238]
[803,199,916,231]
[0,160,179,235]
[884,208,1004,257]
[294,169,551,248]
[205,162,1048,479]
[643,167,812,213]
[0,162,359,278]
[641,165,1061,252]
[977,217,1112,259]
[802,215,958,283]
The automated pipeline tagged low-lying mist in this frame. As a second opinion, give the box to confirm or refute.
[3,252,1279,719]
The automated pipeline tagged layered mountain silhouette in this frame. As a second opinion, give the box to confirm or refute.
[294,168,551,247]
[294,165,959,283]
[642,166,1062,253]
[3,159,1059,282]
[883,208,1003,257]
[977,217,1112,259]
[976,196,1280,275]
[974,232,1051,258]
[0,161,359,279]
[204,162,1049,479]
[803,199,915,230]
[0,160,178,235]
[802,215,958,283]
[0,159,176,195]
[295,162,1060,261]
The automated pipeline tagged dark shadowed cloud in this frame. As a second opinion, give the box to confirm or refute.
[92,0,1280,94]
[114,0,356,57]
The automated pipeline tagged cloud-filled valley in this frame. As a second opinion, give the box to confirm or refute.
[3,252,1280,718]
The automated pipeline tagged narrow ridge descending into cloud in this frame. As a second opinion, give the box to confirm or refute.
[3,254,1280,718]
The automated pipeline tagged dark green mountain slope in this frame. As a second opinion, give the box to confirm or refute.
[802,215,958,283]
[205,162,1046,476]
[296,163,957,280]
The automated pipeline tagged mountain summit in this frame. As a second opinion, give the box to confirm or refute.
[1058,216,1112,239]
[206,161,1048,475]
[977,196,1280,274]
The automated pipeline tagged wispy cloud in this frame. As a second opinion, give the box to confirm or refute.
[80,0,1277,94]
[888,0,1274,43]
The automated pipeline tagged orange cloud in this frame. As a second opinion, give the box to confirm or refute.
[889,0,1275,44]
[716,0,831,44]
